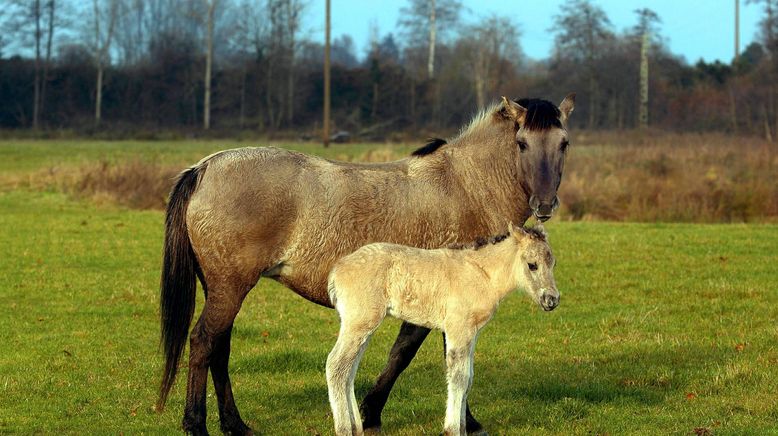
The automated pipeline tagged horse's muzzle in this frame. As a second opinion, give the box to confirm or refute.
[540,293,559,311]
[530,195,560,222]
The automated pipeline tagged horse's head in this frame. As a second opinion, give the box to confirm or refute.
[501,94,575,222]
[509,223,559,311]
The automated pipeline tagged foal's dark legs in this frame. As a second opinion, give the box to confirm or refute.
[360,322,431,431]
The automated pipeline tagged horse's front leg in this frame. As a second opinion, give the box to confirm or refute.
[360,321,431,432]
[443,332,485,435]
[443,337,476,436]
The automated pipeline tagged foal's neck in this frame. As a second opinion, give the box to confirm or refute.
[468,237,522,302]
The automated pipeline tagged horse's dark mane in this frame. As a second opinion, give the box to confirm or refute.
[411,138,447,157]
[516,98,562,131]
[448,233,509,251]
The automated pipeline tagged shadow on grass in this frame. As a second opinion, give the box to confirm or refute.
[228,333,742,434]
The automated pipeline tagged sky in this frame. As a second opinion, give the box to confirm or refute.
[306,0,763,64]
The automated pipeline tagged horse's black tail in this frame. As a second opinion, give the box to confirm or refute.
[157,165,203,411]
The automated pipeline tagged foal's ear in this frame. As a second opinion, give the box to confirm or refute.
[507,221,525,239]
[559,93,576,122]
[501,96,527,125]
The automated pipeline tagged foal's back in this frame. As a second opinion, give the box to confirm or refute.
[329,242,491,330]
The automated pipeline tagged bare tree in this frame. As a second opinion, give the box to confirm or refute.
[5,0,62,129]
[398,0,461,80]
[91,0,119,126]
[633,8,660,129]
[552,0,613,129]
[461,15,522,110]
[748,0,778,139]
[203,0,218,130]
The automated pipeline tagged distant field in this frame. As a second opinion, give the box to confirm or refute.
[0,138,777,434]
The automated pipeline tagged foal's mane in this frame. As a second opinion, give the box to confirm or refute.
[447,233,509,251]
[447,225,547,251]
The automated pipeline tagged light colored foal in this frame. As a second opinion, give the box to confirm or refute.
[325,224,560,436]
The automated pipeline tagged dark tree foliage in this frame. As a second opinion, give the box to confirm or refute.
[0,0,777,139]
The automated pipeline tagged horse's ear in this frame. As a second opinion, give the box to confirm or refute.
[559,93,575,121]
[501,96,527,125]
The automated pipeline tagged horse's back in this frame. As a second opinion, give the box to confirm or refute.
[183,146,413,305]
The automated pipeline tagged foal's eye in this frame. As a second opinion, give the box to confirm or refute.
[528,262,538,271]
[518,140,528,152]
[560,140,569,152]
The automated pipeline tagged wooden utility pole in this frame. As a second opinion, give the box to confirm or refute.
[639,31,649,129]
[735,0,740,61]
[323,0,331,147]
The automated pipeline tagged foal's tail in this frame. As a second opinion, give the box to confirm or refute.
[157,165,203,411]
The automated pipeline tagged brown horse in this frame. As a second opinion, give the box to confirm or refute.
[158,95,575,435]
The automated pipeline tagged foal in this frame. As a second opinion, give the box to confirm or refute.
[326,224,560,436]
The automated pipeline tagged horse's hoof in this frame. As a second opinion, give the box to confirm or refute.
[467,430,488,436]
[221,421,254,435]
[363,425,382,435]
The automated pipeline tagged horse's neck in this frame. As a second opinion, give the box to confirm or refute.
[446,127,530,226]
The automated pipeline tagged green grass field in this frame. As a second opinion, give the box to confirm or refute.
[0,140,777,434]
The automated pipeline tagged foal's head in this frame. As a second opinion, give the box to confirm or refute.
[500,95,575,222]
[509,224,559,311]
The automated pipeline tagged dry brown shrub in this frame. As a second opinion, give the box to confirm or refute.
[20,132,777,222]
[558,131,778,222]
[25,160,180,210]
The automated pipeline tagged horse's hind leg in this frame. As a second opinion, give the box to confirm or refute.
[360,322,431,431]
[183,281,251,436]
[211,325,252,435]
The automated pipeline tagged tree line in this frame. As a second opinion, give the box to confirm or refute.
[1,0,777,140]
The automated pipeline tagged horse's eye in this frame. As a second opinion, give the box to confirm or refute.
[528,262,538,271]
[518,141,528,152]
[560,140,569,152]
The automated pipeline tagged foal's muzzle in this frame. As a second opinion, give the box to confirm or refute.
[540,293,559,311]
[530,195,560,222]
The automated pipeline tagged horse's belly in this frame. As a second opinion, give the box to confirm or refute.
[270,265,334,308]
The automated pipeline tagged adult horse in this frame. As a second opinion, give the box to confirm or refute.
[158,95,575,435]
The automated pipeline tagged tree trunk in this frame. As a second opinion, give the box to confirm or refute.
[427,0,436,79]
[323,0,330,146]
[32,0,42,130]
[638,31,649,129]
[203,0,215,130]
[239,65,246,129]
[95,65,103,124]
[40,0,56,128]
